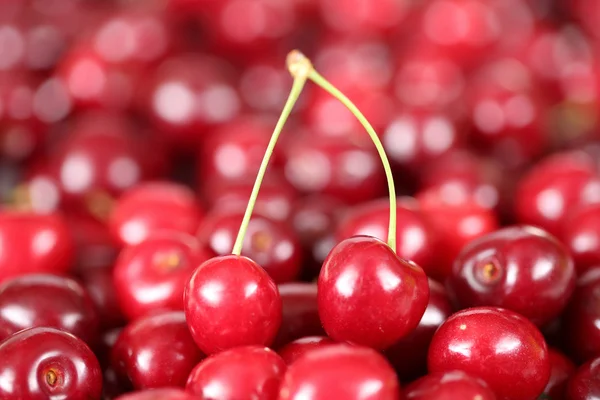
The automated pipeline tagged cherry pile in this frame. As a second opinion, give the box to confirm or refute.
[2,0,600,399]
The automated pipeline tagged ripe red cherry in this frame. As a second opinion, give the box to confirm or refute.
[184,255,282,354]
[318,236,429,350]
[561,203,600,275]
[404,370,496,400]
[109,181,204,247]
[278,344,400,399]
[0,273,99,345]
[186,346,286,400]
[0,212,74,282]
[428,307,551,400]
[543,348,576,400]
[0,327,102,400]
[111,311,204,390]
[278,336,336,365]
[567,356,600,400]
[447,225,576,326]
[385,279,453,381]
[515,151,600,236]
[336,197,436,275]
[115,388,201,400]
[113,232,208,320]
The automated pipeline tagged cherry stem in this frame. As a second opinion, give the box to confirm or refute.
[231,52,310,256]
[293,51,397,252]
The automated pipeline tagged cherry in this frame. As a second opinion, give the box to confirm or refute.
[186,346,286,400]
[404,370,496,400]
[278,344,400,399]
[447,225,575,326]
[278,336,336,365]
[0,212,74,282]
[569,0,600,46]
[428,307,551,400]
[566,356,600,400]
[385,279,453,381]
[561,203,600,275]
[81,267,125,330]
[111,311,204,390]
[197,209,302,284]
[0,327,102,399]
[318,0,411,35]
[109,181,204,247]
[239,58,294,113]
[113,232,208,320]
[542,348,576,400]
[335,197,436,275]
[0,273,99,345]
[115,388,201,400]
[318,236,429,350]
[184,255,282,355]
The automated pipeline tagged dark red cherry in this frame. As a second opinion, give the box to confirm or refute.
[113,232,208,320]
[81,267,125,330]
[543,348,576,400]
[447,225,575,326]
[115,388,201,400]
[561,203,600,275]
[111,311,204,390]
[428,307,551,400]
[515,151,600,236]
[109,181,204,247]
[184,255,282,354]
[385,279,453,381]
[566,356,600,400]
[197,209,302,283]
[563,267,600,363]
[336,197,436,275]
[0,273,99,345]
[278,336,336,365]
[278,344,400,399]
[186,346,285,400]
[0,327,102,400]
[318,236,429,350]
[404,370,496,400]
[66,212,118,272]
[0,212,74,282]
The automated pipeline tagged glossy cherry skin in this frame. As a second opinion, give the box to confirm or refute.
[563,267,600,363]
[515,151,600,236]
[0,273,99,345]
[562,204,600,275]
[197,210,302,284]
[336,197,436,275]
[278,336,337,365]
[566,356,600,400]
[404,370,496,400]
[273,283,326,348]
[318,236,429,350]
[109,181,204,247]
[111,311,204,390]
[81,267,125,330]
[543,348,576,400]
[447,225,576,326]
[184,255,282,354]
[428,307,551,400]
[113,232,208,321]
[115,388,201,400]
[278,344,400,400]
[186,346,286,400]
[0,327,102,399]
[0,212,74,282]
[385,279,453,381]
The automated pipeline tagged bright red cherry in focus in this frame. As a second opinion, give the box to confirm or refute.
[278,336,336,365]
[567,356,600,400]
[404,370,496,400]
[318,236,429,350]
[428,307,551,400]
[0,327,102,400]
[184,255,282,354]
[542,348,576,400]
[561,203,600,275]
[186,346,285,400]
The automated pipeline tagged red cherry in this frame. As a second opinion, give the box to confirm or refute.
[570,0,600,45]
[186,346,286,400]
[111,311,204,390]
[428,307,551,400]
[404,370,496,400]
[113,232,208,320]
[278,336,336,365]
[278,344,400,399]
[109,181,204,247]
[318,0,411,35]
[184,255,282,354]
[81,267,125,330]
[385,279,453,381]
[318,236,429,350]
[336,197,436,275]
[543,348,576,400]
[115,388,201,400]
[566,356,600,400]
[0,212,73,282]
[0,273,99,345]
[239,58,294,113]
[561,203,600,275]
[0,327,102,400]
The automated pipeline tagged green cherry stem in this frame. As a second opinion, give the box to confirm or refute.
[231,52,310,256]
[289,50,397,253]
